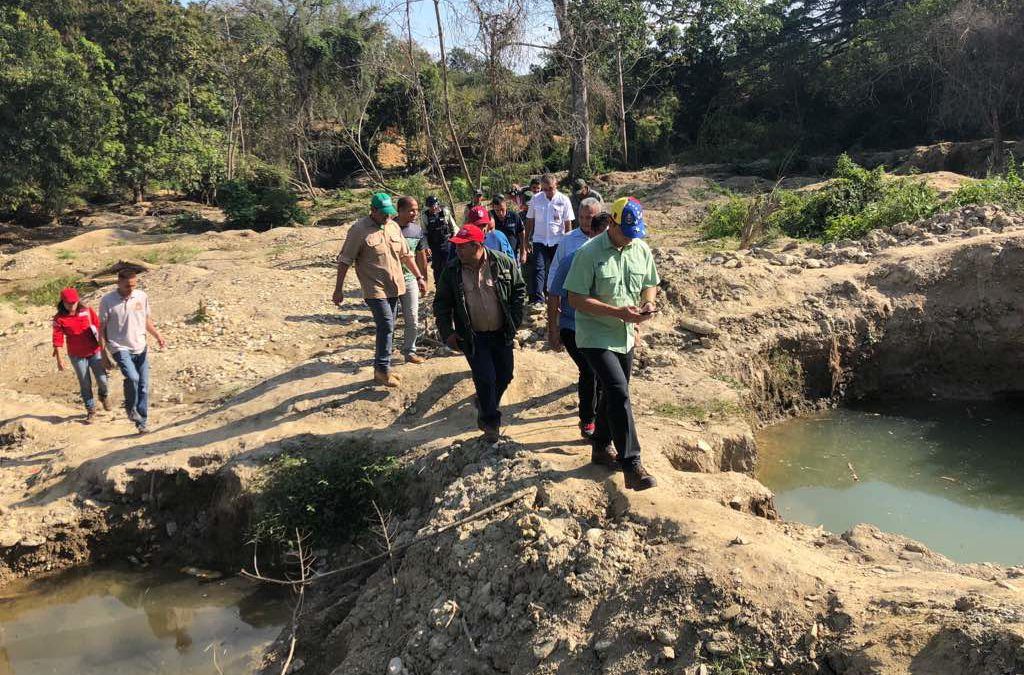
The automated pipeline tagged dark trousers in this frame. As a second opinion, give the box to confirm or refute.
[466,331,515,428]
[529,243,558,304]
[365,297,399,371]
[560,328,600,425]
[430,244,451,285]
[581,348,640,464]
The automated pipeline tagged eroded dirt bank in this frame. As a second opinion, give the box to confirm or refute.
[2,184,1024,673]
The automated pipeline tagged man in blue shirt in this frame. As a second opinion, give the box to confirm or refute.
[546,204,610,440]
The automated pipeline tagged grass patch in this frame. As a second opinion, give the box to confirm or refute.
[2,275,84,309]
[250,443,408,548]
[653,399,742,423]
[139,244,200,265]
[706,647,771,674]
[55,249,76,261]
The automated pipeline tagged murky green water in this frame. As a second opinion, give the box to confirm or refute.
[0,567,289,674]
[757,401,1024,565]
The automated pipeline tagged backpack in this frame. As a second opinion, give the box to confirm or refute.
[424,208,453,250]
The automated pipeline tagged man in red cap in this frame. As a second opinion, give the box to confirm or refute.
[433,224,526,442]
[52,286,109,423]
[466,205,514,260]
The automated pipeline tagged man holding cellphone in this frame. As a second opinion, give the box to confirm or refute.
[563,197,660,490]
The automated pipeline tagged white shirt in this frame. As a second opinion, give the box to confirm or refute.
[99,289,150,354]
[526,190,575,247]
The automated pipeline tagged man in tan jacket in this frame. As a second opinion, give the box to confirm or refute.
[333,193,426,387]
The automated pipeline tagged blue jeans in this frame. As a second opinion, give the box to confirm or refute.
[365,297,399,371]
[69,353,109,411]
[530,243,558,304]
[113,349,149,428]
[466,331,515,428]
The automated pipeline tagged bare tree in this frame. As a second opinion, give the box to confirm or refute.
[927,0,1024,171]
[432,0,476,185]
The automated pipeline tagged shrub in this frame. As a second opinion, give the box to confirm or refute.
[824,178,938,241]
[388,174,431,202]
[949,158,1024,211]
[250,444,407,547]
[218,164,307,232]
[701,195,748,239]
[700,155,941,242]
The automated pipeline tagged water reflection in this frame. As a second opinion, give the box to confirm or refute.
[0,567,288,674]
[757,401,1024,564]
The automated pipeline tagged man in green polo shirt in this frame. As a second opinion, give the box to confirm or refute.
[563,196,660,490]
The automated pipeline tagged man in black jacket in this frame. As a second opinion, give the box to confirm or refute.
[434,224,526,441]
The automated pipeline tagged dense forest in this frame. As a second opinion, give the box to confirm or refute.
[1,0,1021,223]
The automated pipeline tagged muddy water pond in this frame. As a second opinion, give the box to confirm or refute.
[757,401,1024,565]
[0,567,289,674]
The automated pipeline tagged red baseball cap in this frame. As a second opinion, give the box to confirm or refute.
[465,205,491,227]
[450,224,485,245]
[60,287,80,303]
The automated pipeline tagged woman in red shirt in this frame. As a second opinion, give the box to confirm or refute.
[52,287,109,423]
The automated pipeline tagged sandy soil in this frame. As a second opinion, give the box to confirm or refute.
[1,175,1023,673]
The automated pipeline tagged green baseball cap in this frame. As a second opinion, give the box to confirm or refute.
[370,192,398,216]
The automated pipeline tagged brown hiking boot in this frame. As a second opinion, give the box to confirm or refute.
[99,396,111,412]
[84,409,97,425]
[405,353,425,364]
[623,461,658,491]
[591,443,618,468]
[373,369,400,388]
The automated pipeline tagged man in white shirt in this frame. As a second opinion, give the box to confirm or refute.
[99,268,166,434]
[525,173,574,305]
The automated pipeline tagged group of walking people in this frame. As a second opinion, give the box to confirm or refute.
[336,176,658,490]
[50,175,657,490]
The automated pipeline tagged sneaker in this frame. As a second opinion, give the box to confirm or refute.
[405,353,425,364]
[99,396,112,412]
[591,443,618,468]
[373,368,400,388]
[84,409,97,425]
[580,421,596,439]
[482,425,501,443]
[623,461,658,491]
[136,423,149,435]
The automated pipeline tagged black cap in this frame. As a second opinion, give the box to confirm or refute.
[425,195,439,206]
[491,193,505,204]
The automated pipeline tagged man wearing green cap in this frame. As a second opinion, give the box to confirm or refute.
[334,193,427,387]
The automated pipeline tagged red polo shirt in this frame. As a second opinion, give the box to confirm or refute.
[52,307,101,358]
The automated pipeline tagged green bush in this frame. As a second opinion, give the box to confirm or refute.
[389,174,431,202]
[701,196,748,239]
[217,164,307,232]
[949,159,1024,211]
[702,155,941,242]
[824,178,939,240]
[250,445,407,547]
